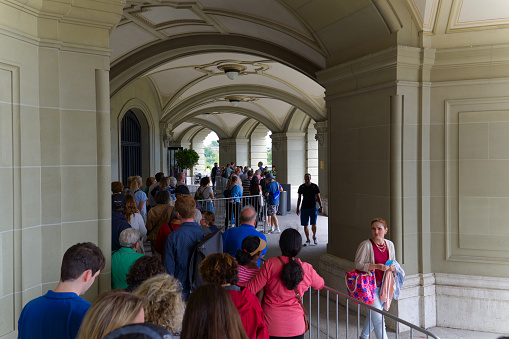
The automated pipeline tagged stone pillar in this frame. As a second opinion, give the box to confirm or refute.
[190,129,210,176]
[0,2,123,335]
[218,138,249,167]
[249,124,268,169]
[270,132,306,187]
[314,121,328,215]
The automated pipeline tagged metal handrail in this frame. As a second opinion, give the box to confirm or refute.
[306,285,440,339]
[195,194,269,233]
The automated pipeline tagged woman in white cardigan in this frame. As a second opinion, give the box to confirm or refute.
[354,218,396,339]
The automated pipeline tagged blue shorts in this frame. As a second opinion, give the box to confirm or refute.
[300,207,317,226]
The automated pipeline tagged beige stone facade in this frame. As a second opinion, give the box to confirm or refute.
[2,0,509,336]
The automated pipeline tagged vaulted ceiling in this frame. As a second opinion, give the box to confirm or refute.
[109,0,509,142]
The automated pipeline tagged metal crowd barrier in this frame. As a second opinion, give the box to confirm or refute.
[196,194,269,233]
[304,286,440,339]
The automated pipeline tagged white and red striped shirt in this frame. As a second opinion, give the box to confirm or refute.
[238,265,260,283]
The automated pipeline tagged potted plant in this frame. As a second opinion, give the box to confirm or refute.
[174,148,200,179]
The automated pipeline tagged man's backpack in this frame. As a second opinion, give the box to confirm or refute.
[194,187,205,211]
[223,187,232,198]
[188,228,223,292]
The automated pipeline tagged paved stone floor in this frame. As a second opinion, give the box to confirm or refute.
[260,190,501,339]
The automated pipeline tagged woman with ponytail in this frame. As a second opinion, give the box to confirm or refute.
[236,236,266,283]
[242,228,324,339]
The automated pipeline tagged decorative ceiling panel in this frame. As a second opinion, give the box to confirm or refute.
[199,0,312,38]
[208,15,326,68]
[403,0,440,33]
[448,0,509,32]
[148,68,204,97]
[175,73,304,104]
[136,6,202,26]
[254,99,292,121]
[110,23,158,61]
[186,101,274,122]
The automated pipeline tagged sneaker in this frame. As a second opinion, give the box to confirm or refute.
[304,240,311,246]
[272,228,281,234]
[313,237,318,245]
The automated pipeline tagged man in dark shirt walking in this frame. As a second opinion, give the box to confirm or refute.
[296,173,323,246]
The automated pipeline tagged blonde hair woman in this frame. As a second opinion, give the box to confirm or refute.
[134,274,185,335]
[76,290,146,339]
[129,176,148,218]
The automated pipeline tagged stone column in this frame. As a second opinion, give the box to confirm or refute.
[314,121,328,215]
[270,132,306,187]
[218,138,249,167]
[95,69,113,294]
[0,2,123,334]
[249,125,268,169]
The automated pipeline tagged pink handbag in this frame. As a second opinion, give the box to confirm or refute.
[345,270,376,305]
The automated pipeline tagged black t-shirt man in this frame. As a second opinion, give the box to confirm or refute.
[297,183,320,209]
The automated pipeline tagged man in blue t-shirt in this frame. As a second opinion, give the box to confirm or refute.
[18,242,105,339]
[264,173,283,233]
[223,206,267,266]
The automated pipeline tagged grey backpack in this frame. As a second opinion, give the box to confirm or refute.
[188,227,223,292]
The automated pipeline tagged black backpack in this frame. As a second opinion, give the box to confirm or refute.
[223,188,232,198]
[188,227,223,293]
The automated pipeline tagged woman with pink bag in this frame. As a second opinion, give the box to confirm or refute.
[354,218,396,339]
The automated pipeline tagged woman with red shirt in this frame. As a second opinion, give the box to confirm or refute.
[243,228,324,339]
[354,218,396,339]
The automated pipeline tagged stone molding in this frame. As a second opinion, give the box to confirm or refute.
[314,121,327,147]
[0,0,123,53]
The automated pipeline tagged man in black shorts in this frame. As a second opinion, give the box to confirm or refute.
[296,173,323,246]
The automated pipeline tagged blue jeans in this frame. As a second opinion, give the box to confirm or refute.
[361,287,388,339]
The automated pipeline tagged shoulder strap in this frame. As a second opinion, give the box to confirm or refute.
[155,205,171,227]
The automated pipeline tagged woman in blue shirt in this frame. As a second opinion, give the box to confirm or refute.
[225,175,242,229]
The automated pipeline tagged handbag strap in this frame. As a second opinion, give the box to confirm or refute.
[277,256,308,316]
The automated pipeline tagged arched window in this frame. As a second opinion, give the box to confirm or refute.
[121,111,142,185]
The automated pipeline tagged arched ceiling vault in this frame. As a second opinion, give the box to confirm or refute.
[233,119,261,139]
[110,36,323,97]
[161,84,325,124]
[171,106,280,133]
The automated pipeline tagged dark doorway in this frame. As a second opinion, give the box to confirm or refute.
[121,111,142,186]
[167,147,183,178]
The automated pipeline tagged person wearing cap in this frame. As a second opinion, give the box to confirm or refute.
[223,206,267,267]
[235,236,267,283]
[174,184,190,197]
[263,172,283,234]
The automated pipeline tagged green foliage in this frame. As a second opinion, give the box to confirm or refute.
[175,148,199,170]
[204,146,219,168]
[209,140,219,147]
[267,148,272,165]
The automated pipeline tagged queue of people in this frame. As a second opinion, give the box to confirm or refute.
[17,166,405,339]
